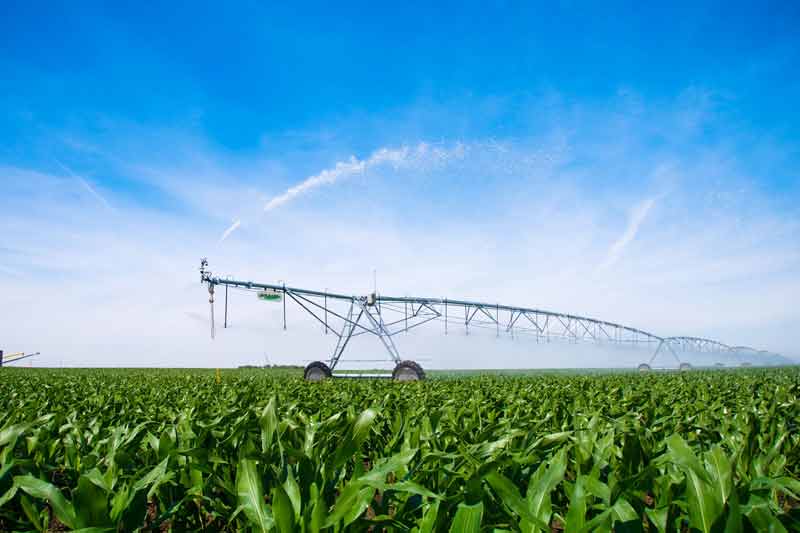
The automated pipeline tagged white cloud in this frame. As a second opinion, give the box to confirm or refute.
[55,159,116,213]
[2,93,798,367]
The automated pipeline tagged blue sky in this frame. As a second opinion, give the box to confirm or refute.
[1,2,799,367]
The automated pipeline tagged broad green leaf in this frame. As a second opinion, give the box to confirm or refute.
[583,476,611,504]
[20,493,43,532]
[665,434,713,485]
[485,470,549,530]
[563,475,587,531]
[705,445,733,505]
[333,408,378,468]
[260,397,279,453]
[0,483,18,507]
[449,501,483,533]
[132,457,169,493]
[744,495,787,533]
[644,507,669,533]
[308,482,327,533]
[14,474,78,529]
[236,458,274,532]
[523,447,567,532]
[391,480,441,499]
[611,497,638,523]
[283,468,301,520]
[418,500,440,533]
[324,482,374,528]
[359,448,417,485]
[0,423,29,447]
[666,435,722,533]
[74,475,110,527]
[724,485,743,533]
[272,485,294,533]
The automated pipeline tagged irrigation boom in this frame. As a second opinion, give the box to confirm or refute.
[0,351,40,366]
[199,259,780,380]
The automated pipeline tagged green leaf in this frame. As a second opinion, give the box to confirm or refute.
[563,475,587,531]
[485,470,549,530]
[236,458,274,532]
[272,485,294,533]
[308,482,327,533]
[449,501,483,533]
[724,485,743,533]
[260,397,279,454]
[129,457,174,501]
[74,475,110,527]
[744,495,787,533]
[390,480,441,499]
[333,408,379,468]
[14,474,78,529]
[665,435,722,533]
[283,468,301,521]
[20,493,43,532]
[644,507,669,533]
[0,423,29,447]
[583,476,611,504]
[418,500,440,533]
[523,447,567,532]
[705,445,733,505]
[132,457,169,494]
[324,483,374,528]
[359,448,417,485]
[664,434,712,485]
[83,467,112,493]
[611,497,639,523]
[0,483,18,507]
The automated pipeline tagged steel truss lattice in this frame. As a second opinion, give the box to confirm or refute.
[199,260,781,371]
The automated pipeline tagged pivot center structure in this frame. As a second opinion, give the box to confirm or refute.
[199,259,780,379]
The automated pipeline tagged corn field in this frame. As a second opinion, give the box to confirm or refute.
[1,368,799,532]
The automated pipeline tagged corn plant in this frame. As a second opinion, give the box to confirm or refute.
[0,367,798,531]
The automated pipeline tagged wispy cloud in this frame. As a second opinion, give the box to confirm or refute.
[55,159,115,213]
[3,92,797,365]
[599,197,657,270]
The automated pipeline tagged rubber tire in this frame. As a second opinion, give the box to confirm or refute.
[679,362,692,372]
[392,360,425,381]
[638,363,651,373]
[304,361,332,381]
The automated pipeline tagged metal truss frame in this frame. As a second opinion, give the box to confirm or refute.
[199,260,780,370]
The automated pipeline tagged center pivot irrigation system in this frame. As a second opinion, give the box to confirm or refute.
[199,259,780,380]
[0,350,40,367]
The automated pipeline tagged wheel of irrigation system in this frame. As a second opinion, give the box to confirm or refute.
[392,360,426,381]
[679,362,693,372]
[304,361,332,381]
[638,363,651,373]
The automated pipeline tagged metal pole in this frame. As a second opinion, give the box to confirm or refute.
[324,290,328,334]
[0,350,3,367]
[209,284,215,339]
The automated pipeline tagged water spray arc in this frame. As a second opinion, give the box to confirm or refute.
[199,259,781,379]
